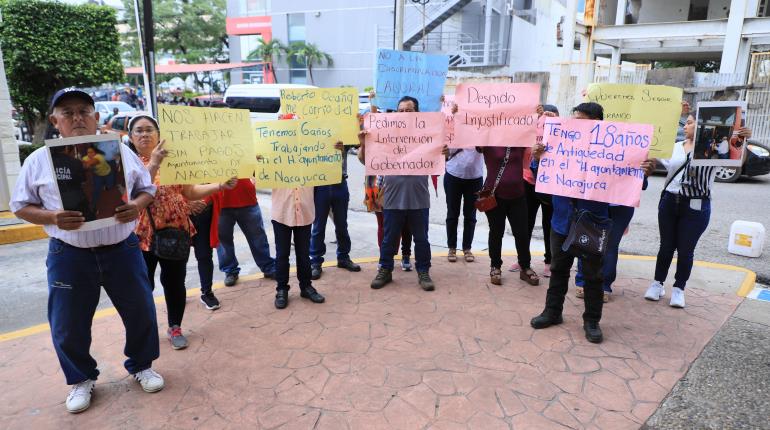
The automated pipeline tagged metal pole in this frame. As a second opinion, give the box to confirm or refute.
[142,0,157,116]
[394,0,404,50]
[132,0,152,115]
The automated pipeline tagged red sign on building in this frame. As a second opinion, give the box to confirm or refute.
[226,16,272,39]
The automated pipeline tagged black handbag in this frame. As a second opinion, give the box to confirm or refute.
[146,207,191,261]
[562,200,613,259]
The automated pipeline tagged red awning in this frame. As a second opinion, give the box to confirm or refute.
[124,62,265,75]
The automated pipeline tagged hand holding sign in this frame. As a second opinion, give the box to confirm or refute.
[454,83,540,148]
[534,117,653,207]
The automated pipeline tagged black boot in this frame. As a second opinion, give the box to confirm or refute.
[274,289,288,309]
[300,286,325,303]
[583,321,603,343]
[530,312,563,329]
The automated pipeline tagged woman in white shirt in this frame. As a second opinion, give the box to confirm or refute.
[645,113,750,308]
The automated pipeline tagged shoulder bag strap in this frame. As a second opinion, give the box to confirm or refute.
[489,147,511,195]
[662,152,691,196]
[145,205,157,233]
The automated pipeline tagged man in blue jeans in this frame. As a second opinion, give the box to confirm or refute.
[216,179,276,286]
[310,142,362,279]
[10,88,164,413]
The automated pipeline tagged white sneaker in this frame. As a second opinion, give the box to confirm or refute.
[670,287,686,308]
[66,379,95,413]
[133,368,165,393]
[644,281,666,301]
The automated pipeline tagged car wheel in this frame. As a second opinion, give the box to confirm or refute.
[715,166,741,183]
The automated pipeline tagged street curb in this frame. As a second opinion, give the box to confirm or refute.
[0,252,756,343]
[0,223,48,245]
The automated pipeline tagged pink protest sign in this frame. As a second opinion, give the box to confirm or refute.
[534,117,653,207]
[364,112,445,176]
[453,83,540,148]
[441,94,455,146]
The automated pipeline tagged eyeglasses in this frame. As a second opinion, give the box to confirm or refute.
[57,108,95,119]
[132,128,158,136]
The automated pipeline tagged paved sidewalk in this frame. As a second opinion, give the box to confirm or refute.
[0,256,748,429]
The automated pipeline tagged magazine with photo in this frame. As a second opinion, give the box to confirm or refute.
[691,101,747,167]
[45,134,129,231]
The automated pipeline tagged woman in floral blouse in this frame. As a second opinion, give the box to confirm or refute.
[129,115,236,350]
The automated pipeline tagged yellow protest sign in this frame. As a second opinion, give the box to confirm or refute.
[585,84,683,159]
[157,104,256,185]
[253,118,344,188]
[280,87,360,145]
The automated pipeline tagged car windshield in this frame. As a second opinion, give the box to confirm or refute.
[98,102,136,112]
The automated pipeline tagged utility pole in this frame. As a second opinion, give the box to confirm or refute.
[394,0,405,50]
[133,0,157,116]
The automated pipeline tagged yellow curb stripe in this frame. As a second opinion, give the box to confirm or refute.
[0,224,48,245]
[0,252,756,343]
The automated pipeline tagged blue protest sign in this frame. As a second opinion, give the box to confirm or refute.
[374,49,449,113]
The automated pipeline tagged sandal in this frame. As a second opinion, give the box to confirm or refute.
[519,268,540,286]
[463,249,475,262]
[490,267,502,285]
[447,248,457,262]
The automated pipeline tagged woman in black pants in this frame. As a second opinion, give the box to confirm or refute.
[478,146,540,286]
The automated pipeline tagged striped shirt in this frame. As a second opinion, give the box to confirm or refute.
[10,145,156,248]
[662,141,716,199]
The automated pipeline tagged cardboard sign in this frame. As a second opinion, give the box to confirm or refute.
[364,112,445,176]
[280,87,360,145]
[535,117,653,207]
[374,49,449,112]
[454,83,540,148]
[585,83,682,159]
[158,104,256,185]
[253,119,344,188]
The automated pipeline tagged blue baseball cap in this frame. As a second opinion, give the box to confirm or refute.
[49,87,94,112]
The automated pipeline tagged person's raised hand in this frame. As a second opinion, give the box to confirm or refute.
[51,210,85,230]
[441,145,449,157]
[150,139,168,167]
[451,103,458,114]
[641,159,656,177]
[221,177,238,190]
[737,127,752,139]
[358,130,369,146]
[536,104,544,116]
[532,142,546,161]
[334,141,344,151]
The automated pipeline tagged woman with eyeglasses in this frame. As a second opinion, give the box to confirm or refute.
[128,114,236,350]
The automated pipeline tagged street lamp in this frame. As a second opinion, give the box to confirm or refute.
[411,0,430,52]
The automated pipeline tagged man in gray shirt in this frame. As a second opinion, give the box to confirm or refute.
[362,96,435,291]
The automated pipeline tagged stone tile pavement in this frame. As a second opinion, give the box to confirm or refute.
[0,256,746,429]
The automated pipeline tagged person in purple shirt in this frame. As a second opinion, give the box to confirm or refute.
[529,102,610,344]
[477,145,540,287]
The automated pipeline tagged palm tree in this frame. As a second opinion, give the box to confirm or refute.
[247,39,286,83]
[287,42,333,85]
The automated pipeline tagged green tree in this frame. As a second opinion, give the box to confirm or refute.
[0,0,124,143]
[247,39,287,83]
[287,41,333,85]
[655,60,721,73]
[121,0,228,89]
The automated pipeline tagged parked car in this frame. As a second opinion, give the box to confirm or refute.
[94,101,136,126]
[714,140,770,182]
[100,111,146,144]
[223,83,316,121]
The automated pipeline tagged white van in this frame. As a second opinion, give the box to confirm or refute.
[223,83,317,121]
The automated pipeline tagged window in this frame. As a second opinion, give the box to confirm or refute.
[240,34,264,59]
[237,0,270,17]
[226,97,281,113]
[287,13,307,83]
